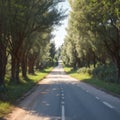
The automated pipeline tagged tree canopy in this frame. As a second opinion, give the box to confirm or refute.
[0,0,66,85]
[62,0,120,83]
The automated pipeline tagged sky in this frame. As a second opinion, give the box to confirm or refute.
[52,0,70,49]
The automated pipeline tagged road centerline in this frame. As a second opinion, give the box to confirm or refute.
[60,86,65,120]
[62,105,65,120]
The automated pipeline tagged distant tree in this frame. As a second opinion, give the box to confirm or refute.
[50,42,56,59]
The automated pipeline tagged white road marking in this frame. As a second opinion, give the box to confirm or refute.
[61,101,65,105]
[62,105,65,120]
[62,96,64,100]
[103,101,114,109]
[96,97,100,100]
[61,87,65,120]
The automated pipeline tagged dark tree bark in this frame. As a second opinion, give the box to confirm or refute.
[93,51,96,68]
[0,44,7,86]
[11,54,20,84]
[11,54,15,81]
[21,54,27,78]
[36,60,41,70]
[114,56,120,83]
[28,55,36,74]
[28,60,35,74]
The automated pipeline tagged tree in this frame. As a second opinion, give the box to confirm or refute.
[10,0,65,83]
[0,1,10,86]
[63,0,120,83]
[0,0,66,85]
[84,0,120,82]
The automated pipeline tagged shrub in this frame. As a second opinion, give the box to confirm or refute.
[92,64,116,82]
[77,64,116,83]
[77,66,94,75]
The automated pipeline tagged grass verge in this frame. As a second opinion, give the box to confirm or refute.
[64,67,120,95]
[0,67,53,118]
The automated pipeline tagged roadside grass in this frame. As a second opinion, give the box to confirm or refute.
[64,67,120,95]
[0,67,53,118]
[0,102,12,118]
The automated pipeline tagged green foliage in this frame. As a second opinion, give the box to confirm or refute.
[77,66,94,75]
[75,64,117,83]
[0,0,66,84]
[0,101,11,118]
[92,64,117,82]
[62,0,120,82]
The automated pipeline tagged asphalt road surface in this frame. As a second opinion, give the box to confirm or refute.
[5,62,120,120]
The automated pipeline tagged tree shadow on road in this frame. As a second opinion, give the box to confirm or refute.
[2,82,61,120]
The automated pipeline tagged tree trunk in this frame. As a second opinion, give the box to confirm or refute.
[27,53,38,74]
[11,54,16,81]
[28,58,35,74]
[73,61,77,70]
[11,54,20,84]
[93,52,96,68]
[15,59,20,83]
[0,45,7,86]
[117,68,120,83]
[28,61,35,74]
[115,58,120,83]
[21,55,27,78]
[36,60,40,70]
[76,58,81,68]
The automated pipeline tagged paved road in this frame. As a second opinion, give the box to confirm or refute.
[6,62,120,120]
